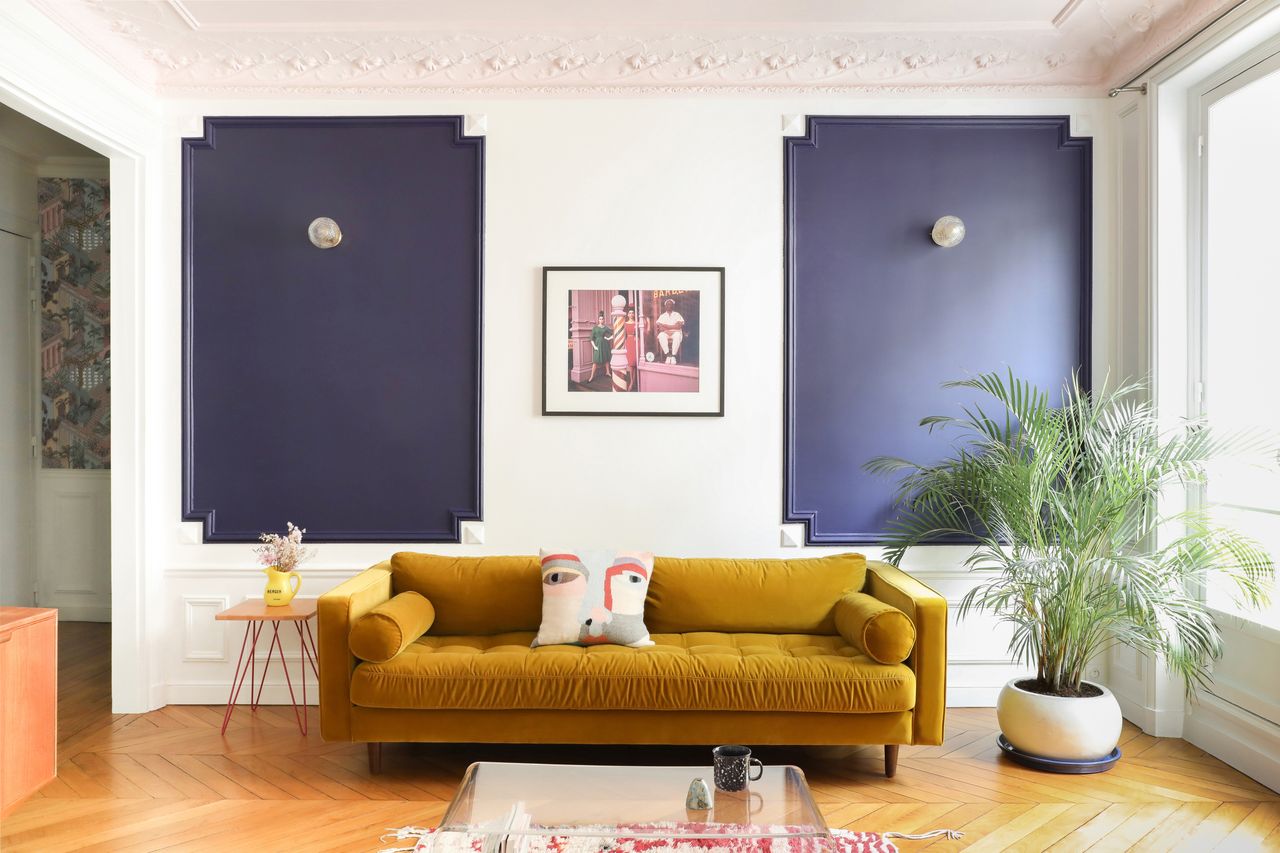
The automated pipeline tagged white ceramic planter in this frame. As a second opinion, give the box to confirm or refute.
[996,678,1123,761]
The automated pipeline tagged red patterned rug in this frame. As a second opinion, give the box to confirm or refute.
[380,824,963,852]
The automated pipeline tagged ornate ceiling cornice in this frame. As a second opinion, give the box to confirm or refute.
[30,0,1239,97]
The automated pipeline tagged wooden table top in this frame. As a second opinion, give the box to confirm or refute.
[215,599,317,622]
[0,607,57,632]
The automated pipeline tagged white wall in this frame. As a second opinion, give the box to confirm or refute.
[0,146,36,608]
[156,96,1116,706]
[0,4,1125,716]
[0,1,163,712]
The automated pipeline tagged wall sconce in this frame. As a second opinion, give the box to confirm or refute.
[931,215,965,248]
[308,217,342,249]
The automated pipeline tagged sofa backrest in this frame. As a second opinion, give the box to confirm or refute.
[391,553,543,635]
[391,551,869,637]
[647,554,866,634]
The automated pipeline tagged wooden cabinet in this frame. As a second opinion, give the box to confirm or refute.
[0,607,57,816]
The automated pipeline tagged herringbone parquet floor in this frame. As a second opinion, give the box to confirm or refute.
[1,622,1277,852]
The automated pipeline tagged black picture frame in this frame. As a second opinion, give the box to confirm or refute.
[542,266,725,417]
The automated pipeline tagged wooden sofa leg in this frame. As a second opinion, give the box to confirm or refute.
[884,745,899,779]
[368,743,383,775]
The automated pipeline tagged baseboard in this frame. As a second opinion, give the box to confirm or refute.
[1112,688,1185,738]
[1183,692,1280,794]
[53,606,111,622]
[945,686,1000,707]
[165,682,319,706]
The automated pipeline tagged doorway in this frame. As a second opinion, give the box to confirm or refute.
[0,226,33,606]
[0,104,110,621]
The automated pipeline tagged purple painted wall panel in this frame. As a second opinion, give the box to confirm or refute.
[182,117,483,542]
[785,117,1090,544]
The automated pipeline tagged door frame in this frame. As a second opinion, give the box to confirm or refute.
[0,78,155,712]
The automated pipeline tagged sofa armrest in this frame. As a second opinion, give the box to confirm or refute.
[318,562,393,741]
[864,560,947,745]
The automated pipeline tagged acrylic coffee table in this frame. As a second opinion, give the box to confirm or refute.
[429,762,834,850]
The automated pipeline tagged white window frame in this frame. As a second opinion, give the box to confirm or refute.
[1188,37,1280,642]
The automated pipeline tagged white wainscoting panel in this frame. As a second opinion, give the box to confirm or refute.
[36,468,111,620]
[1108,641,1150,727]
[912,570,1023,706]
[182,595,229,662]
[166,585,322,705]
[1206,617,1280,726]
[1182,615,1280,788]
[1184,692,1280,794]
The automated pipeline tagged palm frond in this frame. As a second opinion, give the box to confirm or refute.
[865,370,1278,695]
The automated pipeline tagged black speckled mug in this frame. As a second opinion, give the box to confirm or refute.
[712,745,764,792]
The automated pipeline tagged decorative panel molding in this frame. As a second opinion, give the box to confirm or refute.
[182,595,229,662]
[36,469,111,621]
[784,116,1091,544]
[51,492,102,595]
[182,116,483,542]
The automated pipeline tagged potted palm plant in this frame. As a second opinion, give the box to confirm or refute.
[868,371,1273,771]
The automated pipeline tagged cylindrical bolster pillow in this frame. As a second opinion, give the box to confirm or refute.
[348,591,435,663]
[834,592,916,664]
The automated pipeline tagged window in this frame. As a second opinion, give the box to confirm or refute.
[1197,52,1280,629]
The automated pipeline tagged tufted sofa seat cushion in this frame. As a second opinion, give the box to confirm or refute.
[349,631,915,714]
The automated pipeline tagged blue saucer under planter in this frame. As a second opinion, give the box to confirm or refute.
[997,735,1121,774]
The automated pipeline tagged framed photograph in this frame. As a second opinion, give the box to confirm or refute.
[542,267,725,416]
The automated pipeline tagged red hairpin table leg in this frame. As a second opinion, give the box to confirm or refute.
[221,622,258,735]
[214,601,319,737]
[303,620,319,679]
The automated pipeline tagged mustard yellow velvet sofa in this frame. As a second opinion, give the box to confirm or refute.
[318,552,946,778]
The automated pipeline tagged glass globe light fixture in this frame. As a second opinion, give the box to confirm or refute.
[931,215,966,248]
[308,217,343,249]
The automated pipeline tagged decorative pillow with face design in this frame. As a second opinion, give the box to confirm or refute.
[533,549,655,648]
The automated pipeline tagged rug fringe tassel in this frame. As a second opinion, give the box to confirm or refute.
[380,826,433,851]
[380,825,964,849]
[883,828,964,841]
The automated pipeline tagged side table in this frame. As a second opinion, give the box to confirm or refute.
[215,599,318,735]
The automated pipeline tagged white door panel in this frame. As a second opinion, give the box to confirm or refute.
[35,470,111,620]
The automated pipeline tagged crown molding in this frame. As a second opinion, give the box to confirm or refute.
[154,82,1104,98]
[28,0,1235,96]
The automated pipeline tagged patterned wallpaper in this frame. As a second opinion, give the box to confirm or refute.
[38,178,110,469]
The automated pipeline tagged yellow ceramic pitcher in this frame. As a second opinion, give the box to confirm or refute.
[263,566,301,606]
